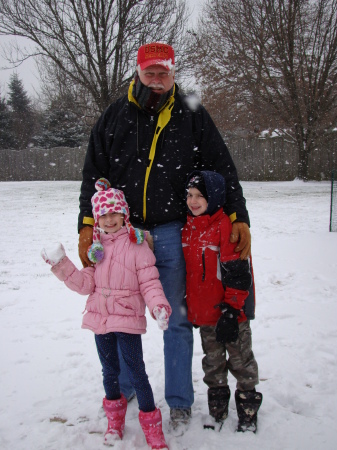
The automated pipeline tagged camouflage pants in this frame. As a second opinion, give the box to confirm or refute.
[200,321,259,391]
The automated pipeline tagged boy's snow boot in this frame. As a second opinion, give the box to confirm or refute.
[102,394,127,442]
[208,386,231,422]
[139,408,168,449]
[235,389,263,433]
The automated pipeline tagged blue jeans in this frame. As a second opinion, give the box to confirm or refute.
[118,220,194,409]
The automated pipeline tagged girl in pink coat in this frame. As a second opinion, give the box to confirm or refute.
[41,178,171,449]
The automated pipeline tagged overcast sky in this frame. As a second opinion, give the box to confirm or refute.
[0,0,205,97]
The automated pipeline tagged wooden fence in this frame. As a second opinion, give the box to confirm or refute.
[228,137,337,181]
[0,137,336,182]
[0,146,86,181]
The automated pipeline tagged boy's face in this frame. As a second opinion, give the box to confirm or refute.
[98,212,124,234]
[186,187,208,216]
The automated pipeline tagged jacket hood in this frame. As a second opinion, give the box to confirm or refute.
[186,170,226,216]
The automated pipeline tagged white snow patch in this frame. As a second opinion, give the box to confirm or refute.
[0,180,336,449]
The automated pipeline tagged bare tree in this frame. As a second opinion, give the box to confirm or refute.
[191,0,337,179]
[36,56,100,126]
[0,0,190,115]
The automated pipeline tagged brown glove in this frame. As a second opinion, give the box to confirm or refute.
[229,221,251,260]
[78,226,93,267]
[146,232,154,251]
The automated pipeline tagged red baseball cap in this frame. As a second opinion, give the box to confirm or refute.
[137,43,175,71]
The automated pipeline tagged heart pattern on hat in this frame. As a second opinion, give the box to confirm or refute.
[87,178,147,264]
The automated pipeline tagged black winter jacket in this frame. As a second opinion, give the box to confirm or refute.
[79,85,249,230]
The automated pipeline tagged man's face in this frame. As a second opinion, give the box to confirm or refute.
[138,65,175,94]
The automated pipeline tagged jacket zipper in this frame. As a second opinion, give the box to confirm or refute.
[141,89,175,222]
[202,249,206,281]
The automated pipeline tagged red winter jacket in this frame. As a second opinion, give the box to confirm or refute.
[182,208,249,326]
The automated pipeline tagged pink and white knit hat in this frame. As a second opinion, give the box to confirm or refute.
[87,178,147,263]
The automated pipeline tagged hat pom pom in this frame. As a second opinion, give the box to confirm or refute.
[95,178,111,192]
[129,227,147,245]
[87,242,104,263]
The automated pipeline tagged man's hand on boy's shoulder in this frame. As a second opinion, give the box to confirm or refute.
[230,222,251,260]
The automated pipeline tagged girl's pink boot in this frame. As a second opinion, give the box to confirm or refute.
[102,394,127,443]
[139,408,169,449]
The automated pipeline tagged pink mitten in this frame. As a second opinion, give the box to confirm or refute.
[153,305,170,331]
[41,243,66,266]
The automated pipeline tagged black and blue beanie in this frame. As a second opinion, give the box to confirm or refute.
[186,174,208,201]
[186,170,226,216]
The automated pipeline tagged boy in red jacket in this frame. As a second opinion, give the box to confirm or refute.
[182,170,262,433]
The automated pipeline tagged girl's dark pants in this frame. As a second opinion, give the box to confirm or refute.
[95,332,155,412]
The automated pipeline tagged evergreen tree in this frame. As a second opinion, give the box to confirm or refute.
[7,73,35,149]
[7,74,31,113]
[0,94,14,149]
[32,94,88,148]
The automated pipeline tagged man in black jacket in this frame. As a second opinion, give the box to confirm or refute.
[78,42,251,430]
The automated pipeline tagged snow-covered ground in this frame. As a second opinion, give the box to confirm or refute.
[1,180,336,450]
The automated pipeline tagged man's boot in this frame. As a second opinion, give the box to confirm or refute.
[235,389,263,433]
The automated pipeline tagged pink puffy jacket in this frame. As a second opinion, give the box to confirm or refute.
[51,228,171,335]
